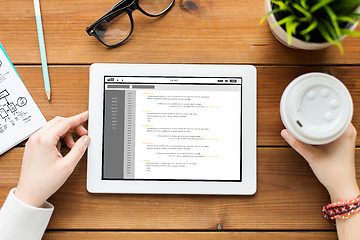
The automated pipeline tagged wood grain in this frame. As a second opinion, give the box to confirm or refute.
[42,231,338,240]
[13,65,360,146]
[0,0,359,65]
[0,0,359,237]
[1,147,359,230]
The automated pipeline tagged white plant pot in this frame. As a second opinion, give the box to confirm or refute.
[264,0,359,50]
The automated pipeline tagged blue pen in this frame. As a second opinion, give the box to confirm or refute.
[34,0,51,101]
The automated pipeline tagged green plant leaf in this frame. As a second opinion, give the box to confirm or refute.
[300,19,318,35]
[284,20,300,44]
[322,19,339,40]
[310,0,334,13]
[330,0,360,15]
[324,5,342,39]
[271,0,289,10]
[300,0,309,10]
[290,21,300,34]
[336,16,356,24]
[271,15,296,27]
[259,8,281,24]
[286,21,293,45]
[292,3,312,19]
[341,28,360,36]
[318,23,335,43]
[349,13,360,19]
[318,22,344,54]
[298,17,310,22]
[303,34,311,41]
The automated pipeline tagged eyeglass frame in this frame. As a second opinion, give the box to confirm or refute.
[86,0,175,47]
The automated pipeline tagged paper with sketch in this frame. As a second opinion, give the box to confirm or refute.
[0,43,46,155]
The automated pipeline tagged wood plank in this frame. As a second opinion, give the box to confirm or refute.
[13,65,360,146]
[257,66,360,146]
[43,231,338,240]
[0,0,359,65]
[1,147,359,230]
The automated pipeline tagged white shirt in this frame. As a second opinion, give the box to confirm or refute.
[0,188,53,240]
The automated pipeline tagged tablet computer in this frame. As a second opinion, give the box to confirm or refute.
[87,64,256,195]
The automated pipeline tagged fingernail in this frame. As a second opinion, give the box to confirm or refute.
[84,136,91,146]
[281,130,289,140]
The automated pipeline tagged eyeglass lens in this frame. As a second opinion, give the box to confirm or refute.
[93,0,174,46]
[139,0,174,16]
[95,12,132,46]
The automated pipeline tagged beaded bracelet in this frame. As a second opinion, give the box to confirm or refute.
[322,195,360,223]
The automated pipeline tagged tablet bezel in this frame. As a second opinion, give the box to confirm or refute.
[87,64,256,195]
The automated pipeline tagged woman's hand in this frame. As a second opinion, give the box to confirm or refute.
[281,124,359,202]
[15,111,91,207]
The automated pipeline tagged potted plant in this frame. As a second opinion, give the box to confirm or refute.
[261,0,360,53]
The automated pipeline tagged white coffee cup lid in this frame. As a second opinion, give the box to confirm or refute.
[280,73,353,145]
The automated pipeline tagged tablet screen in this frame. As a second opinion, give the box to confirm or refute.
[102,76,242,182]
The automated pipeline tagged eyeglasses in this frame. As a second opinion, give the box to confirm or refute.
[86,0,175,47]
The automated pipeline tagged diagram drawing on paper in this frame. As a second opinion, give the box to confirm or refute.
[0,43,47,154]
[0,89,30,134]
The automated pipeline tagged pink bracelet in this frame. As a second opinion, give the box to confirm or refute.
[322,195,360,223]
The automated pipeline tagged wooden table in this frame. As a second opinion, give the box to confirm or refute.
[0,0,359,239]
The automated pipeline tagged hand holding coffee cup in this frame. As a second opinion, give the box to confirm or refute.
[280,73,359,203]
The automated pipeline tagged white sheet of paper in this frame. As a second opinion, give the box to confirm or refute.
[0,44,46,155]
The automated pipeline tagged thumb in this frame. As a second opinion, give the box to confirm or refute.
[281,129,315,161]
[64,136,91,167]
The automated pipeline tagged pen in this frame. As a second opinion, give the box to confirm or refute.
[34,0,51,101]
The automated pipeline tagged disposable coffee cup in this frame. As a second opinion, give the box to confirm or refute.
[280,72,353,145]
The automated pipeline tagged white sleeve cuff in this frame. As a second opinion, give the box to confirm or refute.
[0,188,54,240]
